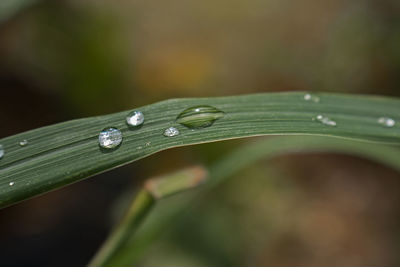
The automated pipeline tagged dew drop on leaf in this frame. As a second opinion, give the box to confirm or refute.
[316,115,336,127]
[304,93,320,103]
[163,127,180,137]
[378,117,395,128]
[126,110,144,127]
[176,105,225,129]
[99,127,123,149]
[19,140,28,147]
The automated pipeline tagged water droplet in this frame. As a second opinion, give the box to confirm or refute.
[99,127,123,149]
[9,182,14,186]
[304,93,320,103]
[378,117,395,128]
[176,105,224,129]
[145,141,151,146]
[322,118,336,126]
[316,115,336,126]
[163,127,180,137]
[126,110,144,127]
[0,145,4,159]
[19,140,28,147]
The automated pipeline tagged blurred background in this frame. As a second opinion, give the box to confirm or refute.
[1,0,400,266]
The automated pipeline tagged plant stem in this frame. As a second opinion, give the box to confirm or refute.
[88,190,154,267]
[88,166,208,267]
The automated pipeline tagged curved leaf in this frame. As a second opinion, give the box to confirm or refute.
[0,92,399,208]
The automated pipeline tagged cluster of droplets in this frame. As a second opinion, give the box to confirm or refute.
[98,106,225,149]
[304,93,398,129]
[304,94,335,127]
[315,114,337,127]
[98,110,144,149]
[378,117,395,128]
[303,93,320,103]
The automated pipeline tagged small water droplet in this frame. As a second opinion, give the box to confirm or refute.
[322,118,336,126]
[304,93,320,103]
[145,141,151,146]
[176,105,224,129]
[99,127,123,149]
[19,140,28,147]
[9,182,14,186]
[163,127,180,137]
[316,115,336,126]
[378,117,395,128]
[304,94,312,100]
[126,110,144,127]
[0,145,4,159]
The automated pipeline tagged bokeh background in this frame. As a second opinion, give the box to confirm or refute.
[1,0,400,266]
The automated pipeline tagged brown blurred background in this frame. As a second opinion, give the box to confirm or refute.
[0,0,400,266]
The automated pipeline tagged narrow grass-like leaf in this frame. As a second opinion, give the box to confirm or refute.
[88,166,208,267]
[0,92,399,208]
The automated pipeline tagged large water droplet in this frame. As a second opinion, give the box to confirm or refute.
[378,117,395,128]
[126,110,144,127]
[176,105,224,129]
[9,182,14,186]
[19,140,28,147]
[99,127,123,149]
[0,145,4,159]
[316,115,336,126]
[163,127,180,137]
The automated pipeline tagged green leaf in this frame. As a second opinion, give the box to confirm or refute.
[0,92,399,208]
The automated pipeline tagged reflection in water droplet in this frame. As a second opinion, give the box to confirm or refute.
[316,115,336,126]
[0,145,4,159]
[176,105,224,129]
[9,182,14,186]
[378,117,395,128]
[163,127,180,137]
[126,110,144,127]
[99,127,123,149]
[19,140,28,147]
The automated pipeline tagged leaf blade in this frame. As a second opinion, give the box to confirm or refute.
[1,92,399,208]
